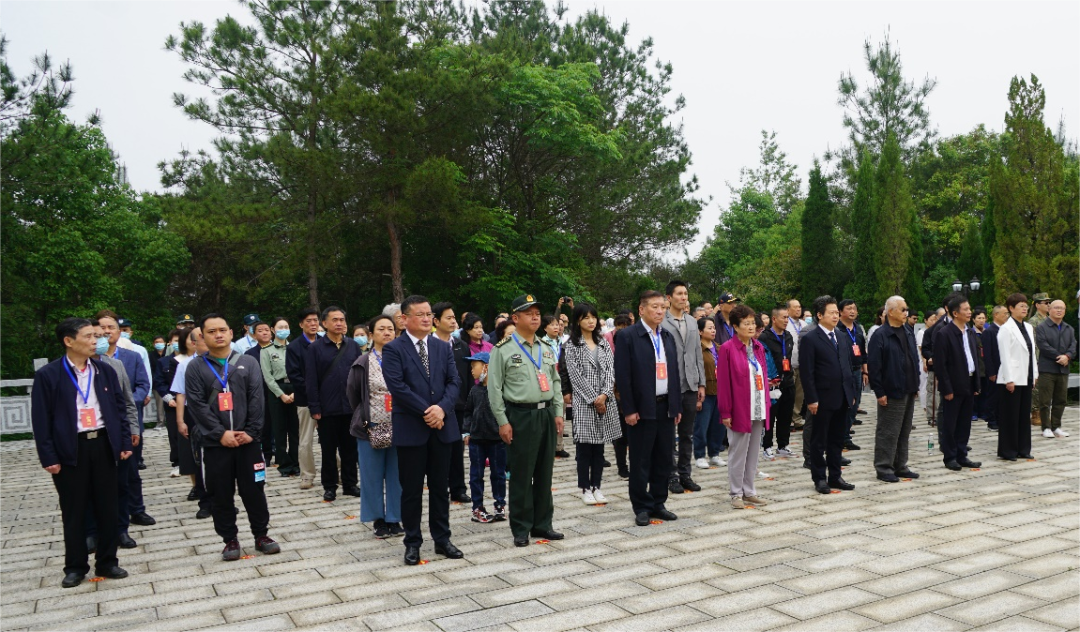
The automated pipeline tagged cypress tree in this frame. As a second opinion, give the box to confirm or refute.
[871,133,918,306]
[845,152,876,307]
[801,163,836,302]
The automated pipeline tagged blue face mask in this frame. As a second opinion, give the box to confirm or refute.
[804,316,813,325]
[317,331,326,337]
[275,329,290,340]
[154,342,166,351]
[451,329,461,339]
[354,336,368,346]
[95,337,110,356]
[120,331,132,340]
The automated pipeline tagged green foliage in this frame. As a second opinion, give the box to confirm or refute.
[845,152,876,308]
[801,164,837,303]
[871,134,917,305]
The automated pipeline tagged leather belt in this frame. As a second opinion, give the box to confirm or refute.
[79,430,103,440]
[655,394,668,402]
[506,401,551,410]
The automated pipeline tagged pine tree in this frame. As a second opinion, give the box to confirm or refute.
[801,163,836,302]
[844,152,876,306]
[871,133,919,306]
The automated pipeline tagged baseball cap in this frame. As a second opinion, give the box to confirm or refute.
[243,313,260,326]
[465,352,491,364]
[117,318,133,328]
[717,292,741,305]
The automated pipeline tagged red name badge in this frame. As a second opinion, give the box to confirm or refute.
[384,393,393,412]
[782,358,791,372]
[656,363,667,380]
[218,392,234,412]
[537,372,551,392]
[754,374,764,391]
[852,344,861,357]
[79,408,97,430]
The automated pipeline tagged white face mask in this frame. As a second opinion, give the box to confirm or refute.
[479,370,488,383]
[804,316,813,325]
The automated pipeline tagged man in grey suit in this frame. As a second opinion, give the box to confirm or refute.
[661,280,707,494]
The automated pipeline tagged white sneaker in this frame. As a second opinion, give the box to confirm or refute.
[592,488,607,503]
[695,457,710,469]
[762,447,776,460]
[776,448,794,458]
[582,488,596,505]
[1043,428,1055,438]
[757,471,770,479]
[170,466,180,478]
[709,456,726,467]
[1054,428,1070,438]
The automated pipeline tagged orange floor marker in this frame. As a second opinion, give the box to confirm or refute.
[649,519,663,525]
[970,468,981,471]
[902,478,913,482]
[344,515,356,520]
[418,559,430,565]
[535,539,551,544]
[240,555,255,559]
[89,577,104,582]
[829,490,842,494]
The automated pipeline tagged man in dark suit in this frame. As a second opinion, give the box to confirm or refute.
[800,296,858,494]
[982,305,1007,431]
[32,318,133,588]
[614,290,683,527]
[433,301,471,504]
[933,296,982,471]
[382,295,463,565]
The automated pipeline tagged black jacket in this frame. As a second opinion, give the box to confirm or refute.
[305,336,361,417]
[449,336,472,412]
[933,323,981,398]
[799,326,857,411]
[758,327,794,389]
[867,324,920,399]
[836,321,867,368]
[921,316,948,362]
[463,383,500,442]
[154,354,177,397]
[983,322,1002,379]
[285,334,315,407]
[613,322,683,420]
[185,351,265,447]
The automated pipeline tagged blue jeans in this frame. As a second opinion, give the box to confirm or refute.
[356,438,401,523]
[468,440,507,511]
[693,395,725,459]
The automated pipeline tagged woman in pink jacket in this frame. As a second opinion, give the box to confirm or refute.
[716,304,772,509]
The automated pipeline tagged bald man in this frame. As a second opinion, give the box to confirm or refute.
[1034,300,1076,437]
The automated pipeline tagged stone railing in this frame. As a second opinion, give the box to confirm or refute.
[1,372,161,436]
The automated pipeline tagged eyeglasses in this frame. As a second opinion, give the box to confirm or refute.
[407,312,434,319]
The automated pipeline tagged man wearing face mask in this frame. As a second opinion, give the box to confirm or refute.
[95,311,155,529]
[232,313,261,354]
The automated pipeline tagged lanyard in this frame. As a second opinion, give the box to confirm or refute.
[842,324,857,345]
[650,327,663,361]
[544,337,561,362]
[372,349,383,367]
[723,322,734,339]
[708,343,719,365]
[63,359,94,406]
[747,348,761,374]
[512,334,542,371]
[771,330,786,358]
[202,354,230,392]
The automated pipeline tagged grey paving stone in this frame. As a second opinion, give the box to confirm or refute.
[362,596,481,631]
[688,583,800,618]
[613,581,722,615]
[771,586,881,620]
[866,612,970,631]
[856,567,956,595]
[936,569,1036,600]
[433,600,553,632]
[288,594,409,628]
[589,604,710,632]
[1017,598,1080,630]
[769,610,879,632]
[1003,553,1080,579]
[932,550,1023,575]
[968,615,1069,632]
[673,606,798,631]
[852,588,962,624]
[508,603,629,632]
[934,591,1049,626]
[777,567,880,595]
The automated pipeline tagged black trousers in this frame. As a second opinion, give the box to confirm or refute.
[261,390,275,463]
[56,432,119,576]
[318,414,358,491]
[983,378,999,425]
[449,438,468,498]
[613,413,629,472]
[808,404,847,483]
[202,442,270,543]
[939,380,976,464]
[267,383,300,472]
[627,412,675,515]
[164,405,179,466]
[397,431,452,548]
[763,383,794,450]
[576,442,605,489]
[670,391,697,481]
[997,384,1032,459]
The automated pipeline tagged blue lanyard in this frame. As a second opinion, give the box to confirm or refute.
[202,354,230,391]
[708,344,719,365]
[650,327,663,361]
[771,330,786,358]
[62,359,94,406]
[748,348,761,374]
[372,349,383,367]
[842,325,857,345]
[512,334,542,371]
[723,323,734,339]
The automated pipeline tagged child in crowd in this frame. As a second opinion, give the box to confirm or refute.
[462,352,507,523]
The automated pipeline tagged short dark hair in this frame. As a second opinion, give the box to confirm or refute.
[1005,293,1027,310]
[200,312,229,330]
[271,316,290,329]
[176,327,194,355]
[771,304,789,319]
[973,307,987,319]
[94,309,120,324]
[786,299,801,310]
[617,308,632,317]
[167,328,182,343]
[639,290,664,306]
[56,317,93,347]
[729,304,755,327]
[664,279,687,297]
[614,314,632,327]
[946,295,969,317]
[570,303,602,346]
[812,295,837,320]
[432,301,454,321]
[321,305,346,321]
[298,307,319,322]
[494,319,515,341]
[401,295,429,316]
[696,316,711,332]
[460,313,483,340]
[368,314,395,331]
[540,313,558,333]
[941,291,964,310]
[838,299,856,311]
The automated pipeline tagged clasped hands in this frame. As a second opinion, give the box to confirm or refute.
[423,405,445,429]
[220,430,254,448]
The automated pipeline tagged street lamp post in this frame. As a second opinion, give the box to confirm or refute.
[951,276,981,298]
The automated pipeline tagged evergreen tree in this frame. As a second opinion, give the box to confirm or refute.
[989,75,1076,303]
[956,220,985,306]
[844,152,876,307]
[801,163,836,302]
[871,133,918,306]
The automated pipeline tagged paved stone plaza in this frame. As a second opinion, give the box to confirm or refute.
[2,405,1078,631]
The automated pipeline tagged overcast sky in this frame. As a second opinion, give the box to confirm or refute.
[4,1,1078,255]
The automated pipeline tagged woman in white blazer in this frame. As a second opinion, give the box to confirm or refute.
[996,293,1039,461]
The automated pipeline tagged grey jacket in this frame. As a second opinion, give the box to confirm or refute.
[98,354,137,436]
[1035,318,1077,375]
[661,310,707,392]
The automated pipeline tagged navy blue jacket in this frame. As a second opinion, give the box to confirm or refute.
[382,333,461,447]
[154,354,176,397]
[867,324,920,399]
[32,356,133,467]
[112,347,150,430]
[800,326,858,411]
[305,335,361,417]
[934,323,981,398]
[983,322,1002,379]
[613,322,683,421]
[286,334,315,407]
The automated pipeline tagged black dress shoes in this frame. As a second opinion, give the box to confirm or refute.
[186,487,199,501]
[844,442,861,451]
[342,486,362,497]
[828,478,855,491]
[323,489,337,502]
[435,541,464,559]
[118,532,137,549]
[404,546,421,565]
[814,480,831,494]
[95,566,129,580]
[877,473,900,483]
[530,529,564,540]
[896,470,920,478]
[130,512,156,526]
[86,536,97,554]
[803,460,812,469]
[514,534,530,547]
[195,508,212,519]
[840,457,852,466]
[650,508,678,521]
[62,572,85,588]
[1017,454,1034,460]
[679,477,701,492]
[668,479,685,495]
[635,512,650,526]
[450,493,472,504]
[957,457,981,468]
[944,460,962,471]
[998,455,1017,461]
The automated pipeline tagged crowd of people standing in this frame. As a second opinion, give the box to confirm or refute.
[30,286,1077,588]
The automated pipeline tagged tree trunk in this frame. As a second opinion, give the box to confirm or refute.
[387,216,404,303]
[306,192,320,310]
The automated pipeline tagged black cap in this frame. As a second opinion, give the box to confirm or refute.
[717,292,741,305]
[243,313,260,326]
[511,294,542,313]
[176,313,195,325]
[117,318,133,328]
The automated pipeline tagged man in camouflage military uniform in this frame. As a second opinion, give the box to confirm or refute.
[488,295,566,548]
[1027,292,1051,425]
